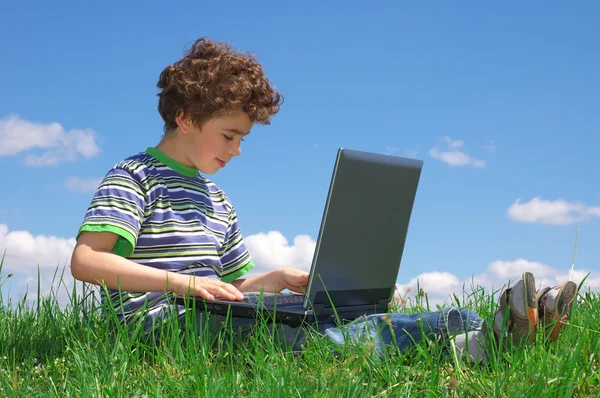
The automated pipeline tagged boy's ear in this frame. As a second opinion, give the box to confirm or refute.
[175,111,192,134]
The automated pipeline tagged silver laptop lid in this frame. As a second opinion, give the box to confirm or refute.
[304,148,423,311]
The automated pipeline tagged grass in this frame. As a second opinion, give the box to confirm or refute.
[1,259,599,397]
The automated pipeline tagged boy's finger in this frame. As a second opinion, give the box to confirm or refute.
[227,286,245,300]
[208,281,243,300]
[196,288,214,301]
[205,279,242,295]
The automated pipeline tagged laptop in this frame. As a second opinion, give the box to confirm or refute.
[177,147,423,326]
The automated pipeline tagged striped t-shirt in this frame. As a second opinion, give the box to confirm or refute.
[77,147,255,320]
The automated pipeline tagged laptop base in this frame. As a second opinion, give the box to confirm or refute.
[175,294,389,328]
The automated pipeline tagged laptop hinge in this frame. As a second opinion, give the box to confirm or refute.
[306,303,327,313]
[308,301,389,314]
[309,289,392,311]
[379,298,391,308]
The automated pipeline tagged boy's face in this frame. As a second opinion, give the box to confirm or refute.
[177,110,253,174]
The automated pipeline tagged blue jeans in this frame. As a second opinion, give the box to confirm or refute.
[144,305,485,356]
[322,308,484,356]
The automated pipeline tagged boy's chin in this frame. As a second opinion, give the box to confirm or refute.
[199,166,219,175]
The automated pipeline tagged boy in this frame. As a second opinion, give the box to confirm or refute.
[70,37,577,361]
[71,38,308,323]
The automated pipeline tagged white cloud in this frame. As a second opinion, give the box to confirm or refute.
[0,224,75,268]
[0,114,101,166]
[244,231,316,276]
[385,146,399,153]
[243,231,598,307]
[2,225,598,311]
[65,177,103,193]
[394,271,461,304]
[507,197,600,225]
[395,259,599,307]
[488,258,555,279]
[0,223,81,307]
[0,227,318,308]
[557,269,600,290]
[429,136,486,168]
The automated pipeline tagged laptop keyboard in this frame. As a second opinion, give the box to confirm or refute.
[243,294,304,307]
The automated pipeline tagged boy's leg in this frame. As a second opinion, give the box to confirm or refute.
[173,304,491,363]
[179,309,477,355]
[177,306,315,352]
[450,308,488,364]
[452,272,544,364]
[321,307,485,358]
[536,280,578,341]
[493,272,539,345]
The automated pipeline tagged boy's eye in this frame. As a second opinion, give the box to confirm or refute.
[223,134,245,142]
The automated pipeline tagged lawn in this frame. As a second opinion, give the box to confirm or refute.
[1,261,599,397]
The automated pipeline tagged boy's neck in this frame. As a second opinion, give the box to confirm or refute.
[155,131,195,169]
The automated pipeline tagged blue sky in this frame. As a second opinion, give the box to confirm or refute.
[1,1,599,305]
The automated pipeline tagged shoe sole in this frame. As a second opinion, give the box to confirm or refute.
[549,280,577,341]
[521,272,538,334]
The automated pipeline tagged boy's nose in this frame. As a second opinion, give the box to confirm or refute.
[230,143,241,157]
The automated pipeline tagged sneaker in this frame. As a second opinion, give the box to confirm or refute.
[536,280,578,341]
[493,272,538,344]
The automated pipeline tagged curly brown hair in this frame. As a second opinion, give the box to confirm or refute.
[157,38,282,133]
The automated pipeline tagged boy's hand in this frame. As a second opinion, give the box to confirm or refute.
[172,274,244,301]
[229,268,309,294]
[274,268,309,294]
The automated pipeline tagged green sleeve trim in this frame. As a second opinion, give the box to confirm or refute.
[221,261,255,283]
[77,224,137,257]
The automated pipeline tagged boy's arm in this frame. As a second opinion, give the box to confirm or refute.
[219,205,310,293]
[230,268,309,294]
[71,231,244,301]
